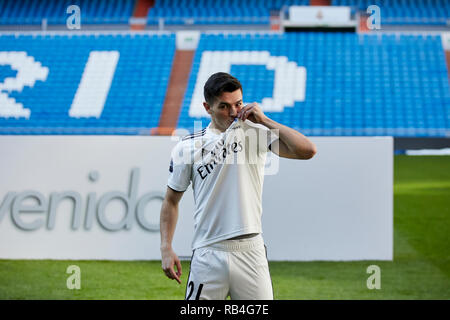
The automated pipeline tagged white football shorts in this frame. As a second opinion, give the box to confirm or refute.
[185,234,273,300]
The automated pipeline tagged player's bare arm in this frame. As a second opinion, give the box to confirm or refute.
[160,186,184,284]
[237,102,317,160]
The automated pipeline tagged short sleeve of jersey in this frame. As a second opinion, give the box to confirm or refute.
[266,127,279,153]
[167,141,192,192]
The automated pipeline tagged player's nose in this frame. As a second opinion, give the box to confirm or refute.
[229,105,238,118]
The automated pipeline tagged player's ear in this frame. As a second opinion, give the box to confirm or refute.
[203,102,212,115]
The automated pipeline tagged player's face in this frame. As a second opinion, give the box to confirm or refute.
[204,89,243,132]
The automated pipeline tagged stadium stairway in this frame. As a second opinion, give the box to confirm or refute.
[152,49,195,135]
[446,51,450,82]
[130,0,154,31]
[359,16,370,32]
[310,0,331,5]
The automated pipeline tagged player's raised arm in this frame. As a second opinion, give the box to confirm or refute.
[237,102,317,160]
[263,117,317,160]
[160,186,184,284]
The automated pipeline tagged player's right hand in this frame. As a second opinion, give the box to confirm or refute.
[161,248,182,284]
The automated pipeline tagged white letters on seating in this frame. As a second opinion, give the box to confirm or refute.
[189,50,306,118]
[0,51,49,119]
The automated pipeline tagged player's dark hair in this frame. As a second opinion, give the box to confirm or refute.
[204,72,242,106]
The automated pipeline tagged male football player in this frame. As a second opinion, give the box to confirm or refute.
[160,72,316,300]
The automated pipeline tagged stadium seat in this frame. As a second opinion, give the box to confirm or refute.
[332,0,450,25]
[0,33,176,135]
[147,0,309,25]
[0,0,135,25]
[177,32,449,137]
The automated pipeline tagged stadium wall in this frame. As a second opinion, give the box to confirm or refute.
[0,136,393,261]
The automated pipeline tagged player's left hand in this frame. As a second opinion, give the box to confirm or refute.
[237,102,268,124]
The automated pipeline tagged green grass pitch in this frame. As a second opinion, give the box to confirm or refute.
[0,155,449,299]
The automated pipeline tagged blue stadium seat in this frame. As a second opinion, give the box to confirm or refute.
[147,0,308,25]
[1,31,448,137]
[176,32,449,137]
[0,0,135,25]
[0,33,176,135]
[332,0,449,26]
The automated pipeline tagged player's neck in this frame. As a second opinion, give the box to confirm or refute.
[209,121,227,134]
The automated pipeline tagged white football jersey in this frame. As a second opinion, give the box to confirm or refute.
[168,119,277,250]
